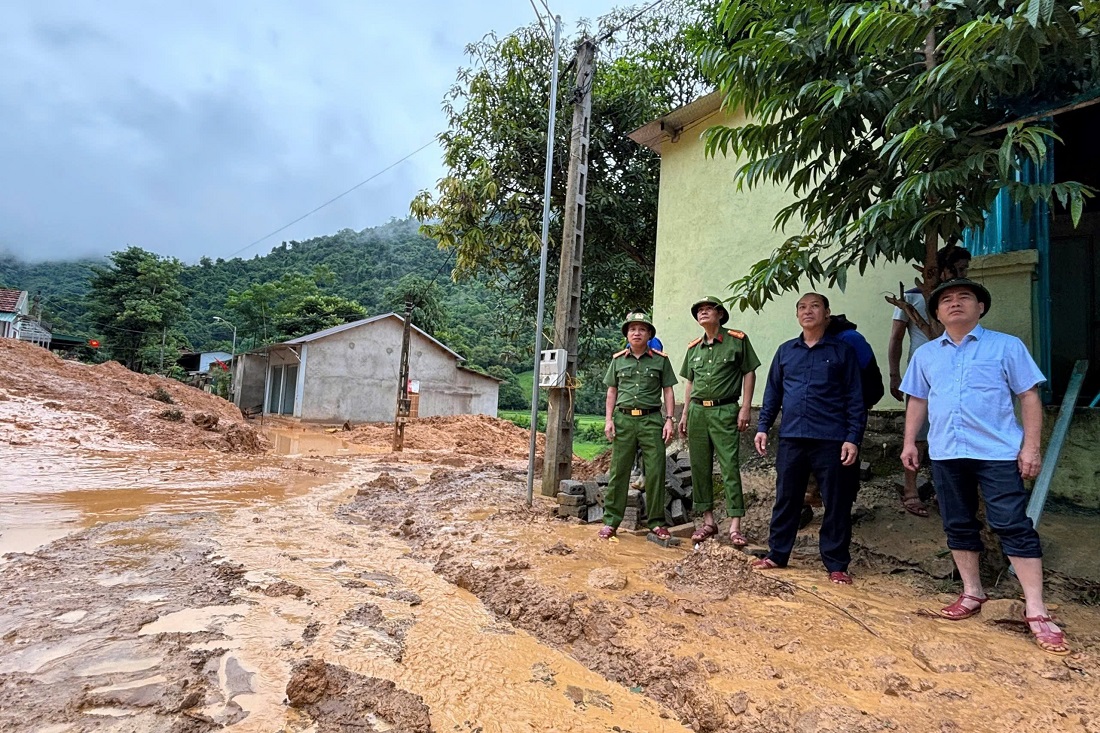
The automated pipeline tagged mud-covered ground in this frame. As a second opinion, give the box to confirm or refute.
[2,343,1099,732]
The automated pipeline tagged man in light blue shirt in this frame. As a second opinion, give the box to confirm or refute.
[900,278,1068,655]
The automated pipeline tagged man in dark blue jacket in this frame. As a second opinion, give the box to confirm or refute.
[753,293,866,584]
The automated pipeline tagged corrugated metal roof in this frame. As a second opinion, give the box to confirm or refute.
[0,289,25,313]
[278,313,463,360]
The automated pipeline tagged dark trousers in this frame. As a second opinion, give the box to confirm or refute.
[931,458,1042,558]
[767,438,853,572]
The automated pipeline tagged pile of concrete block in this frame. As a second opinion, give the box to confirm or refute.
[554,448,698,529]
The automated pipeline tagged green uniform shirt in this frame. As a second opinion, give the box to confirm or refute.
[603,348,678,409]
[679,329,761,401]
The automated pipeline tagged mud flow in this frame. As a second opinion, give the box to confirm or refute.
[1,339,1099,732]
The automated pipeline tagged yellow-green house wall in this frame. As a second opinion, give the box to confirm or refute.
[652,107,914,407]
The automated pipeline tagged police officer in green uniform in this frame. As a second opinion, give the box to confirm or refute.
[678,296,760,546]
[599,312,678,541]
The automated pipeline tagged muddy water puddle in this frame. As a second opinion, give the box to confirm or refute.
[0,445,330,557]
[204,464,689,732]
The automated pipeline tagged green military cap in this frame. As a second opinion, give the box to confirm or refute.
[621,311,656,337]
[928,277,991,318]
[690,296,730,325]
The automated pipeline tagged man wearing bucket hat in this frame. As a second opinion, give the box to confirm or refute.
[599,311,678,542]
[678,296,760,546]
[900,278,1068,655]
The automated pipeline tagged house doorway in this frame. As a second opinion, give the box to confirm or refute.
[1049,104,1100,404]
[267,364,299,415]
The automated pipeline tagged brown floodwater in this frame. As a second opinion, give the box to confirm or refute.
[0,425,347,557]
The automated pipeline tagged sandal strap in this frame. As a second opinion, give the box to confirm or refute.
[959,593,988,604]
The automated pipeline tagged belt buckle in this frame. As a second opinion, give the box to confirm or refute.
[702,400,715,407]
[630,409,643,416]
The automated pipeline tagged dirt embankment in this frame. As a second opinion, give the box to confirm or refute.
[0,339,265,453]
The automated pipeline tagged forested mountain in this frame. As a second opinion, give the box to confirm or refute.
[0,218,618,411]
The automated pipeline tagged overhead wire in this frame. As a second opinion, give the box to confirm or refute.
[224,138,438,260]
[594,0,666,44]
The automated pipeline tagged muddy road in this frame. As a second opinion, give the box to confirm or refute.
[3,432,1099,732]
[2,341,1099,732]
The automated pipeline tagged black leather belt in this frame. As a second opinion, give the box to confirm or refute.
[617,406,660,416]
[690,396,738,407]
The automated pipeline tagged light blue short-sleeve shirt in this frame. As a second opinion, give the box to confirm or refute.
[900,325,1045,461]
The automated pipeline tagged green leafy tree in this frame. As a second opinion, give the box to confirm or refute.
[272,294,367,339]
[382,274,447,336]
[699,0,1098,311]
[411,1,716,330]
[85,247,188,370]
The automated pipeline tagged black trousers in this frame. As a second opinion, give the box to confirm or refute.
[767,438,854,572]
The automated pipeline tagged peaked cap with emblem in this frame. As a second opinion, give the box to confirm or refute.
[621,311,656,337]
[691,296,729,326]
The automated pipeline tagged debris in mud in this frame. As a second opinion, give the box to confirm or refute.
[530,662,557,686]
[564,684,613,710]
[544,541,575,555]
[588,567,628,591]
[285,659,432,732]
[159,407,184,421]
[357,471,419,495]
[261,580,308,598]
[658,542,781,598]
[192,412,219,430]
[150,386,175,404]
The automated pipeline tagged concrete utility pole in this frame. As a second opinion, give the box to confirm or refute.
[526,14,563,507]
[541,38,595,497]
[392,301,414,451]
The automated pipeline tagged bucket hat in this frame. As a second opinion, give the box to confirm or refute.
[929,277,991,319]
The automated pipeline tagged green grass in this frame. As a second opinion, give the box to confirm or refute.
[497,409,609,461]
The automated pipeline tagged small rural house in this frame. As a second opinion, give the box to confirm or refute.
[233,313,500,423]
[0,288,51,347]
[628,92,1100,407]
[178,351,233,375]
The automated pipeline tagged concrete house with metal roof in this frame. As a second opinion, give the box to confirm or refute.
[0,288,51,347]
[232,313,500,423]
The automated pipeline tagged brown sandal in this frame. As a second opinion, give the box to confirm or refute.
[751,557,781,570]
[691,524,718,542]
[728,530,748,547]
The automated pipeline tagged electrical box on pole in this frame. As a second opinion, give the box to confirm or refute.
[538,349,568,388]
[541,38,595,497]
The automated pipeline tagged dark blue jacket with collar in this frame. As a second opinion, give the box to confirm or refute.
[757,332,866,444]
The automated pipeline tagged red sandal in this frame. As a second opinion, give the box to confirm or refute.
[751,557,781,570]
[938,593,987,620]
[651,526,671,541]
[1024,615,1071,656]
[691,524,718,543]
[597,525,617,540]
[828,571,853,585]
[728,530,748,547]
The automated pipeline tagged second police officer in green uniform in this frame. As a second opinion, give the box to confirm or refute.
[678,296,760,546]
[599,312,678,541]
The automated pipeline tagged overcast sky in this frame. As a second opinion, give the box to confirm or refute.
[1,1,622,263]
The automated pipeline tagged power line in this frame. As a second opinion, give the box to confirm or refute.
[528,0,551,41]
[225,138,438,260]
[594,0,666,44]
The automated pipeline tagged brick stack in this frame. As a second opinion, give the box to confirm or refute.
[554,447,698,528]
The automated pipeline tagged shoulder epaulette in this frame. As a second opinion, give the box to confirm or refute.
[613,348,629,358]
[651,348,667,357]
[727,329,746,339]
[687,336,702,348]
